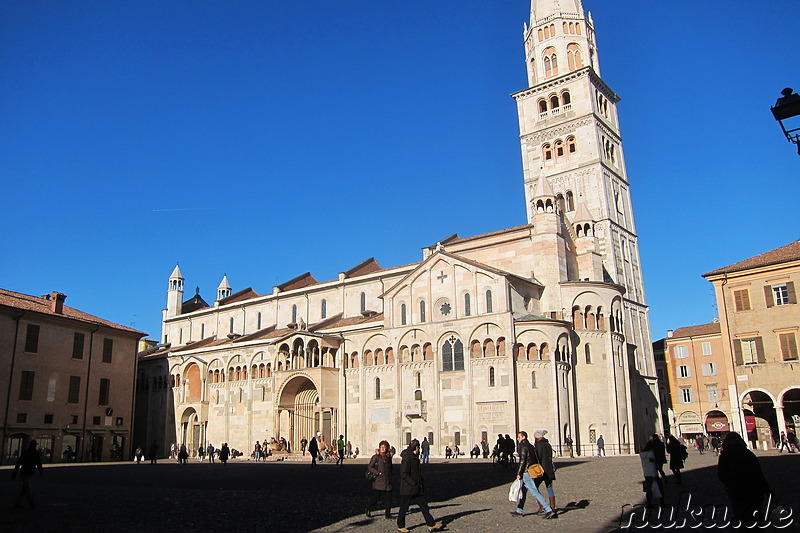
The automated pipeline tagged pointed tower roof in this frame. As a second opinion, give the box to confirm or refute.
[169,264,184,280]
[531,0,582,23]
[532,176,555,200]
[217,275,230,290]
[573,202,593,223]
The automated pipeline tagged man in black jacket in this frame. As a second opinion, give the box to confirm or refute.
[13,440,43,509]
[396,440,443,533]
[511,431,557,519]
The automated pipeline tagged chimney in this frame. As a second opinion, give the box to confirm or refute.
[667,329,674,338]
[49,292,67,314]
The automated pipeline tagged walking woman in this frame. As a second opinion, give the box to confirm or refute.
[665,435,687,484]
[718,432,773,526]
[366,440,394,519]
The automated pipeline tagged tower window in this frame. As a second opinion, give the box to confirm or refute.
[538,100,548,114]
[489,366,496,387]
[543,144,553,161]
[567,136,577,153]
[375,377,381,400]
[567,43,583,71]
[585,344,592,364]
[561,91,571,106]
[555,139,565,158]
[566,190,574,211]
[550,95,560,109]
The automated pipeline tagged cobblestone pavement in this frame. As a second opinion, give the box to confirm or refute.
[1,450,798,533]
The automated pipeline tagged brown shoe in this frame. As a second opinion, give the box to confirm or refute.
[428,524,444,532]
[398,529,410,533]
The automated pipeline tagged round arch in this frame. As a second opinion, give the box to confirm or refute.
[277,374,321,450]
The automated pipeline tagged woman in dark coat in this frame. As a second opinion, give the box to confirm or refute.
[718,432,773,525]
[219,443,230,465]
[666,435,686,484]
[308,436,319,467]
[365,440,393,519]
[396,440,443,533]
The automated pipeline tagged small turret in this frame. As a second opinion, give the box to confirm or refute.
[216,275,231,302]
[166,264,184,318]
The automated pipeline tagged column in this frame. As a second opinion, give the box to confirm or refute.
[775,405,788,440]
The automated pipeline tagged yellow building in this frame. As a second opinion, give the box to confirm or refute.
[704,240,800,448]
[662,323,731,440]
[0,289,144,463]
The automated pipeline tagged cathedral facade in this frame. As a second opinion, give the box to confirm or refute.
[135,0,660,457]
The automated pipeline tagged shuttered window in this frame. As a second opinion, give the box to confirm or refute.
[68,376,81,403]
[102,338,113,363]
[19,371,35,400]
[734,337,764,365]
[72,333,85,359]
[99,378,110,405]
[779,332,799,361]
[733,289,751,311]
[24,324,40,353]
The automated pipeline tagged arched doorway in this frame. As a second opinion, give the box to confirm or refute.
[741,391,777,449]
[705,410,730,436]
[782,388,800,434]
[278,376,320,451]
[181,407,201,456]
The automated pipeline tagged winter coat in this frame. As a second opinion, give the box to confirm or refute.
[308,438,319,456]
[651,439,667,466]
[399,447,424,496]
[718,445,771,502]
[666,439,686,470]
[534,438,556,481]
[368,453,393,491]
[516,438,542,479]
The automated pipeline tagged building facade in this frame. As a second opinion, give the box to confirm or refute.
[704,240,800,448]
[136,0,659,458]
[661,323,731,440]
[0,289,144,463]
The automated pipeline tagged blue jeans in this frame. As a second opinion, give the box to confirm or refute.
[421,451,429,463]
[516,473,552,514]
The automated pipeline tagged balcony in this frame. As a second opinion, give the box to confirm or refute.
[403,400,427,420]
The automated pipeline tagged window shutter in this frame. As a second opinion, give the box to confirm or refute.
[765,286,774,308]
[787,282,797,304]
[733,340,743,366]
[755,337,766,363]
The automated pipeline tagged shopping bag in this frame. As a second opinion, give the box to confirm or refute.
[508,479,523,502]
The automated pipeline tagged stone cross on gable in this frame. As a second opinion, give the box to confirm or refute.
[436,271,448,283]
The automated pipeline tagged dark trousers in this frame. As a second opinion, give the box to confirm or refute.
[397,494,435,528]
[15,474,35,508]
[337,450,345,465]
[366,489,392,517]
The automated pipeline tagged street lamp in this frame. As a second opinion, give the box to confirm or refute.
[771,88,800,155]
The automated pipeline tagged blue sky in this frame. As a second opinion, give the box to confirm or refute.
[2,1,798,342]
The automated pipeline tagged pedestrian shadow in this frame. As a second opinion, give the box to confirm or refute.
[555,499,590,516]
[417,508,491,530]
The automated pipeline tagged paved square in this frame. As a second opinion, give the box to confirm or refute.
[1,451,798,532]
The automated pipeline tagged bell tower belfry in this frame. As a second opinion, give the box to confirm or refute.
[514,0,659,441]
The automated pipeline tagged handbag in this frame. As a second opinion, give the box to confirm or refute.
[365,470,377,482]
[526,443,545,478]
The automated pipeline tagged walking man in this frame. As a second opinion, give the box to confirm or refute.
[301,437,308,456]
[13,440,43,509]
[596,435,606,456]
[397,439,443,533]
[207,442,215,463]
[510,431,557,519]
[787,429,798,453]
[336,435,346,466]
[421,437,430,464]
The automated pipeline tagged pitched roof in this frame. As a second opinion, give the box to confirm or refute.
[169,264,183,279]
[276,272,318,292]
[181,293,209,313]
[0,288,145,336]
[343,258,383,278]
[217,287,259,305]
[431,225,533,248]
[671,322,721,339]
[703,240,800,277]
[315,313,384,330]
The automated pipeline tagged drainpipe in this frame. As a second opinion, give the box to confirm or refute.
[80,324,101,461]
[720,273,744,435]
[1,311,25,465]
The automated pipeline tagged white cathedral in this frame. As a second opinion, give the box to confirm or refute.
[135,0,661,458]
